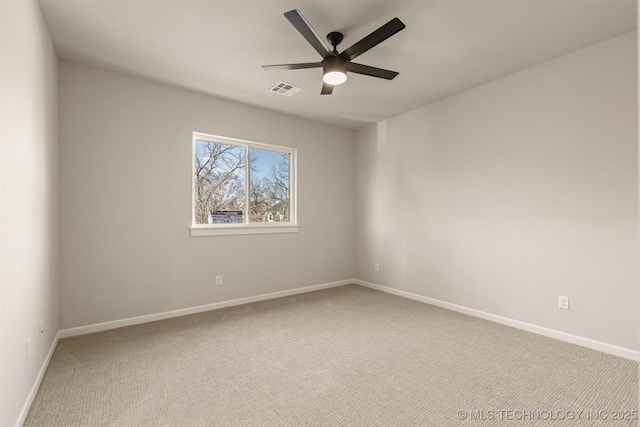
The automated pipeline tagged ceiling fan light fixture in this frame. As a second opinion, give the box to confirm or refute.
[323,56,347,85]
[323,71,347,85]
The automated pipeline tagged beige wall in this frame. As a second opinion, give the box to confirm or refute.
[0,0,60,425]
[355,32,638,351]
[58,61,355,329]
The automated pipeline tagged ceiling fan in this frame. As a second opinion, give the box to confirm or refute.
[262,10,405,95]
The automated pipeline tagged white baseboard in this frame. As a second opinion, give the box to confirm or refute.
[59,279,352,339]
[354,279,639,361]
[15,330,61,427]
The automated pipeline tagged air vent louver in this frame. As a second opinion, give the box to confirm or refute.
[269,81,301,97]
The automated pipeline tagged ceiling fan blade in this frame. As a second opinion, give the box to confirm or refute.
[346,62,399,80]
[284,9,331,59]
[340,18,405,61]
[321,82,334,95]
[262,62,323,71]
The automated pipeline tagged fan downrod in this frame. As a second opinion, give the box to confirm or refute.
[326,32,344,53]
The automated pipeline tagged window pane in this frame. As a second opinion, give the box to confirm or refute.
[249,149,290,223]
[194,140,246,224]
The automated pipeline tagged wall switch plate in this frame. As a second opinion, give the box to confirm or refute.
[216,276,222,286]
[40,320,44,338]
[374,263,379,272]
[26,338,31,361]
[558,295,570,310]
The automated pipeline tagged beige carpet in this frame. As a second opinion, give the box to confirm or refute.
[25,285,637,426]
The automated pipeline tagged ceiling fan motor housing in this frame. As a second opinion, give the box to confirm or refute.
[323,55,347,74]
[323,56,348,85]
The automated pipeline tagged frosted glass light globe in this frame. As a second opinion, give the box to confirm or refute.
[323,71,347,85]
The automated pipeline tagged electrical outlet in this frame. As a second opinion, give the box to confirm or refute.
[374,263,379,272]
[558,295,570,310]
[216,276,222,286]
[40,320,44,338]
[26,338,31,361]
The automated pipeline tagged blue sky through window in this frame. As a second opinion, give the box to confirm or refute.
[251,148,287,179]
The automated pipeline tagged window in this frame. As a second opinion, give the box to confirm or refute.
[191,133,298,236]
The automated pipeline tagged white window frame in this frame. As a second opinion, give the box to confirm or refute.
[190,132,298,237]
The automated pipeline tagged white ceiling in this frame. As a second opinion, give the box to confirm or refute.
[38,0,636,130]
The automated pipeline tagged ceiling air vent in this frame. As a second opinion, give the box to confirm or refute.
[269,81,301,97]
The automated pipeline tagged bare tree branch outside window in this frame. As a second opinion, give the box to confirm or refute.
[194,141,246,224]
